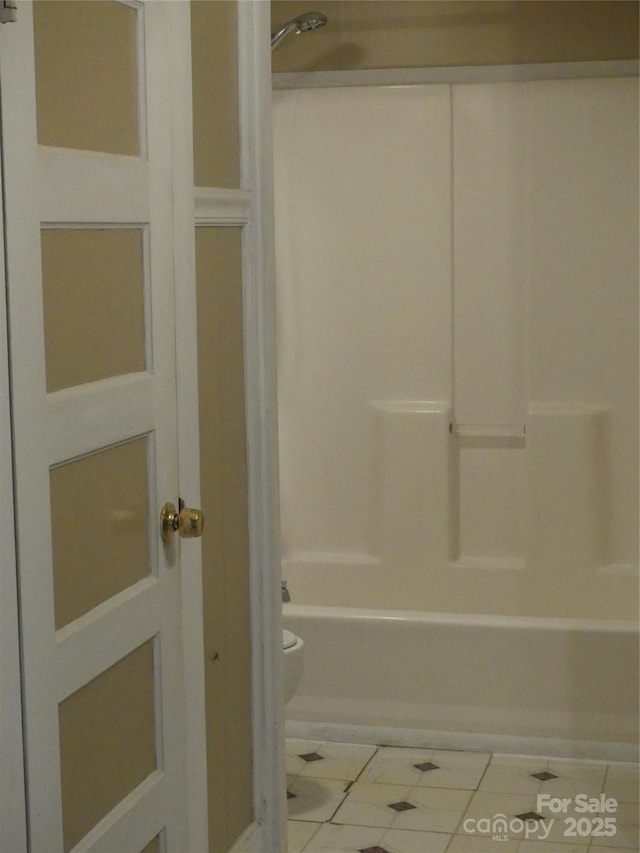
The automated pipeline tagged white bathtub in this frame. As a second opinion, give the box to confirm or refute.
[283,605,639,762]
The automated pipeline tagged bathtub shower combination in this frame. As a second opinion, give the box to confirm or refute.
[273,74,639,760]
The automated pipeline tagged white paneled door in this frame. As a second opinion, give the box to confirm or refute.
[0,3,204,851]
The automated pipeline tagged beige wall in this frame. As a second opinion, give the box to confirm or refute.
[191,0,241,188]
[195,227,253,853]
[191,4,253,851]
[271,1,639,72]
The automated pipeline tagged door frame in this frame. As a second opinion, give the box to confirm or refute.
[235,3,286,850]
[178,1,286,850]
[169,4,209,851]
[0,102,28,851]
[0,2,283,851]
[190,4,285,850]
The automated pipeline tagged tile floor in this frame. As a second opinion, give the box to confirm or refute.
[286,739,639,853]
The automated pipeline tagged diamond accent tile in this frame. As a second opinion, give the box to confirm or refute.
[414,761,440,772]
[287,790,296,799]
[359,848,391,853]
[299,752,324,762]
[516,811,545,822]
[531,771,558,781]
[388,800,416,812]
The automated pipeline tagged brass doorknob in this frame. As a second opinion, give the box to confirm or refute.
[161,502,204,544]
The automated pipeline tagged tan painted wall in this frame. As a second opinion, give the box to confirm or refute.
[190,2,254,848]
[195,227,253,853]
[271,1,639,72]
[191,0,241,188]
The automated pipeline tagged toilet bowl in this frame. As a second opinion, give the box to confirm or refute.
[283,629,304,703]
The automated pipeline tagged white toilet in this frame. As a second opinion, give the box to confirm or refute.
[283,629,304,703]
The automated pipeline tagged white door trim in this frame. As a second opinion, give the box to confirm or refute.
[0,101,28,853]
[167,4,209,851]
[191,5,284,850]
[238,3,286,851]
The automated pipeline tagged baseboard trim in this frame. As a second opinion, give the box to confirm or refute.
[286,719,639,764]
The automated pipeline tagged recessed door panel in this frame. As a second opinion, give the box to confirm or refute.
[50,439,151,629]
[41,227,146,392]
[33,0,140,155]
[59,641,156,851]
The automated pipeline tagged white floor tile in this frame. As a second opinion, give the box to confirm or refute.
[381,826,451,853]
[390,804,464,834]
[546,758,608,783]
[331,781,471,835]
[531,815,590,846]
[605,763,640,783]
[407,787,473,812]
[535,777,604,799]
[478,769,543,795]
[332,781,413,829]
[300,742,378,782]
[359,746,438,785]
[286,739,377,782]
[308,823,451,853]
[458,816,554,845]
[447,835,519,852]
[414,751,490,791]
[283,741,639,853]
[417,768,487,791]
[615,801,640,826]
[516,841,586,852]
[588,848,640,853]
[287,739,325,776]
[287,776,351,823]
[286,738,323,754]
[287,819,322,853]
[590,822,640,848]
[463,790,539,822]
[356,744,484,791]
[304,822,385,852]
[602,779,640,804]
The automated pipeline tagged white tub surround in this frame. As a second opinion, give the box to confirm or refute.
[273,76,639,621]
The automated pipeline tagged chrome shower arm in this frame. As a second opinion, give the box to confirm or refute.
[271,11,327,50]
[271,21,298,50]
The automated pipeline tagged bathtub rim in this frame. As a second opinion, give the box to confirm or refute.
[284,603,639,634]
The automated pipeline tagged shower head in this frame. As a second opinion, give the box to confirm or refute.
[271,11,328,50]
